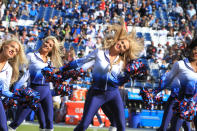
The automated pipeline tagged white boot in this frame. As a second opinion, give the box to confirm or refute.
[8,126,16,131]
[45,129,54,131]
[39,128,45,131]
[109,126,117,131]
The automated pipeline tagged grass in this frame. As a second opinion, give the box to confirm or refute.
[16,124,108,131]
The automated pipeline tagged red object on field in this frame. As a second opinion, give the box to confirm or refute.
[65,115,79,125]
[65,101,107,126]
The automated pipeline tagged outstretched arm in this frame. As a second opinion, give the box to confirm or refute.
[59,49,98,72]
[154,61,179,94]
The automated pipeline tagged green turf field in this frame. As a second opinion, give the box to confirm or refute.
[15,124,156,131]
[16,125,108,131]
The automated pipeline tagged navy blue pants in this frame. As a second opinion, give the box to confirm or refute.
[194,116,197,130]
[169,116,191,131]
[101,103,116,127]
[0,99,8,131]
[9,85,53,129]
[74,88,125,131]
[158,95,176,131]
[158,95,190,131]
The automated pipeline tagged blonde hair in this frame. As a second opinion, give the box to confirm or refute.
[0,38,28,84]
[103,17,144,67]
[42,36,63,68]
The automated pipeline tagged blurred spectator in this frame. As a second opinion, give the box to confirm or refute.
[175,31,184,43]
[0,1,5,20]
[167,27,175,37]
[88,15,96,25]
[1,29,11,40]
[173,21,180,31]
[173,3,183,19]
[146,41,157,59]
[80,13,89,25]
[89,2,96,15]
[96,26,104,38]
[115,0,124,16]
[152,18,160,30]
[96,12,104,24]
[149,58,160,70]
[29,26,38,41]
[26,37,36,53]
[66,47,76,62]
[20,30,29,45]
[159,26,168,37]
[2,10,11,22]
[29,5,37,20]
[139,2,146,17]
[87,23,96,37]
[8,0,17,11]
[156,49,164,62]
[140,15,148,27]
[60,24,71,41]
[38,17,48,28]
[84,37,95,55]
[145,1,153,15]
[0,20,5,32]
[21,4,29,20]
[81,1,89,15]
[189,15,197,31]
[148,14,155,27]
[186,5,196,19]
[99,0,106,12]
[95,37,103,49]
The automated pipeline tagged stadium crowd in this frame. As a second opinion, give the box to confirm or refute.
[1,0,197,129]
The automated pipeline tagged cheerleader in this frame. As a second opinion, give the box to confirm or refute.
[168,38,197,131]
[156,37,197,131]
[0,38,27,131]
[58,18,144,131]
[9,36,62,131]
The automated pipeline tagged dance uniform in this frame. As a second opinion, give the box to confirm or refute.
[59,49,127,131]
[0,62,14,131]
[9,52,54,130]
[169,58,197,131]
[157,58,196,131]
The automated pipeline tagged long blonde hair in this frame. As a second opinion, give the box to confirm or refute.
[0,38,28,84]
[41,36,63,68]
[103,17,144,67]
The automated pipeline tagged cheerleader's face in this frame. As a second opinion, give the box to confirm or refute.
[41,39,54,53]
[2,41,19,59]
[115,39,130,54]
[192,47,197,61]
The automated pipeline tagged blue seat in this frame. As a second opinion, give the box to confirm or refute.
[44,7,53,21]
[136,32,143,38]
[144,33,151,41]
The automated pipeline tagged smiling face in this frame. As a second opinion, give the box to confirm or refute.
[114,39,130,54]
[2,41,20,59]
[41,39,54,53]
[191,46,197,61]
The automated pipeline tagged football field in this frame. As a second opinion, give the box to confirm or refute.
[14,122,156,131]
